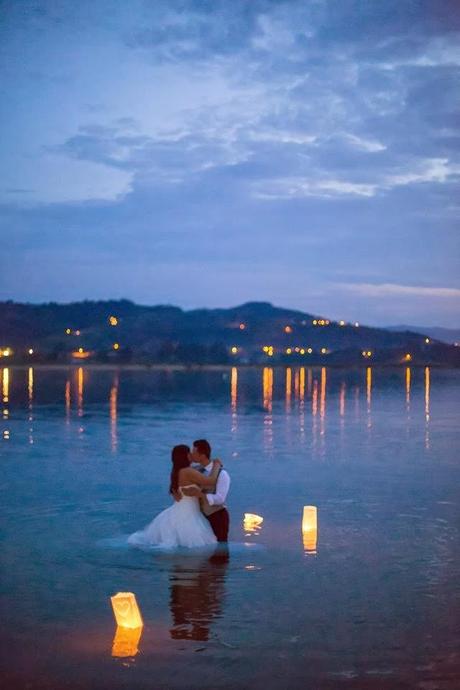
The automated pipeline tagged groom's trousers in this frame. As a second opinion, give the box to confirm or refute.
[206,508,229,542]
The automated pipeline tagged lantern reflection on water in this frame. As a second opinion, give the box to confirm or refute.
[112,625,143,658]
[110,592,144,629]
[243,513,264,534]
[302,506,318,553]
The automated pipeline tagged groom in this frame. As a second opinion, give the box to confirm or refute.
[183,439,230,542]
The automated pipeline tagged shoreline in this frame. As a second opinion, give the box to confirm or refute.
[4,362,459,371]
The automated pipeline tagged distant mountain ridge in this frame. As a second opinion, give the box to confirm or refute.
[386,325,460,345]
[0,299,458,366]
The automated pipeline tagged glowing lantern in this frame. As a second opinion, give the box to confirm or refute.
[110,592,143,629]
[302,506,318,553]
[243,513,264,533]
[112,625,143,658]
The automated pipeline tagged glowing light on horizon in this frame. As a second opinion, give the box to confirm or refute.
[109,316,118,326]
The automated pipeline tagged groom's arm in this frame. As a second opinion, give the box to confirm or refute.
[206,470,230,506]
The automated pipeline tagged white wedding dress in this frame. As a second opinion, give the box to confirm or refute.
[128,485,217,549]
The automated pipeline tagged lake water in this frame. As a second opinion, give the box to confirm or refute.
[1,365,459,690]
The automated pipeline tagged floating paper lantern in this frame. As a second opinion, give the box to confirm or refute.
[302,506,318,553]
[302,506,317,532]
[243,513,264,533]
[110,592,143,629]
[111,625,143,658]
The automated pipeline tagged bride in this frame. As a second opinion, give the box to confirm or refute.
[128,444,221,549]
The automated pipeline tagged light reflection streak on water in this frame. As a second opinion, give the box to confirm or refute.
[65,379,71,423]
[311,378,318,450]
[294,368,299,401]
[2,368,9,440]
[28,367,34,444]
[262,367,273,449]
[299,367,305,441]
[354,385,360,420]
[306,368,312,397]
[425,366,430,450]
[366,367,372,429]
[77,367,84,418]
[110,373,119,453]
[339,381,346,460]
[230,366,238,434]
[405,366,411,410]
[319,367,326,443]
[285,367,292,413]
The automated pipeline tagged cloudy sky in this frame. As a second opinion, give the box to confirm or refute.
[1,0,459,326]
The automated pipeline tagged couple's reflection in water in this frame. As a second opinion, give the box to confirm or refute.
[169,545,229,641]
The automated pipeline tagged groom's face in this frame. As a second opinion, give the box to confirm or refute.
[191,446,207,465]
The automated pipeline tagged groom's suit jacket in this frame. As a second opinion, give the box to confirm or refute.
[198,463,230,516]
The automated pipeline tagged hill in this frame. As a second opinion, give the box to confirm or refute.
[0,300,458,366]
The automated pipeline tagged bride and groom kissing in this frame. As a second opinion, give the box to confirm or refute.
[128,439,230,549]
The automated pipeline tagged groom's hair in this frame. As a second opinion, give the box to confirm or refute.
[193,439,211,459]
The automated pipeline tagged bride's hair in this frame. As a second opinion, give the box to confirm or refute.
[169,444,191,495]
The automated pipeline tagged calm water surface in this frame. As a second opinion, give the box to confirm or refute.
[1,365,459,690]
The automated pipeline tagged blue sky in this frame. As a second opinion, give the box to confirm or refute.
[1,0,459,326]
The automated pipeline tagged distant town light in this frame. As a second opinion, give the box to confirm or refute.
[239,323,246,330]
[113,343,120,350]
[354,322,360,328]
[300,348,305,355]
[28,348,34,355]
[321,347,327,354]
[312,320,317,326]
[284,325,292,334]
[425,338,430,344]
[72,349,90,360]
[405,353,412,361]
[1,348,12,357]
[65,328,71,335]
[75,330,81,336]
[295,347,300,353]
[109,316,118,326]
[307,347,313,354]
[362,350,372,358]
[262,346,269,353]
[286,348,292,354]
[339,320,345,326]
[231,346,238,354]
